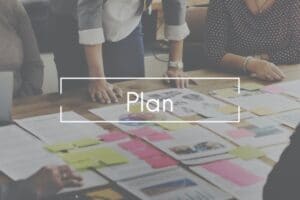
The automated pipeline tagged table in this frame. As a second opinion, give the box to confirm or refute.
[3,65,300,199]
[152,0,209,10]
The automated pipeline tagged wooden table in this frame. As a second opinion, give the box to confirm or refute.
[2,65,300,199]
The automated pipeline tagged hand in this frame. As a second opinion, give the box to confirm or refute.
[164,68,189,88]
[25,165,82,199]
[89,80,123,104]
[247,59,285,81]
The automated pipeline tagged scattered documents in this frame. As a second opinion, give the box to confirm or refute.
[272,109,300,129]
[262,143,289,162]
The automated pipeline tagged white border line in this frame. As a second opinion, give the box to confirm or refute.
[60,77,241,124]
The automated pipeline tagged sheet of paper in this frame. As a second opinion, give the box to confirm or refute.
[16,112,105,144]
[229,146,265,160]
[272,109,300,129]
[272,80,300,99]
[0,125,65,180]
[148,126,234,162]
[118,168,232,200]
[202,113,292,147]
[262,143,288,162]
[191,158,272,200]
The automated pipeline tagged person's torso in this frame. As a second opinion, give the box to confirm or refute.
[224,0,291,56]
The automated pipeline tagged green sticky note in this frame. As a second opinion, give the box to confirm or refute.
[229,146,265,160]
[61,151,91,163]
[45,143,75,152]
[72,138,100,148]
[94,148,128,165]
[71,160,104,171]
[241,83,264,91]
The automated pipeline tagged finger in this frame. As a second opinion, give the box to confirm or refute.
[272,66,286,79]
[269,70,282,81]
[107,88,118,103]
[62,179,83,188]
[265,74,274,81]
[163,73,170,84]
[96,92,106,104]
[113,86,123,98]
[89,90,96,102]
[101,91,111,104]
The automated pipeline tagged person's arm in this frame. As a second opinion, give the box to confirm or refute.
[77,0,122,103]
[162,0,190,88]
[14,0,44,97]
[267,2,300,65]
[0,181,37,200]
[206,0,284,81]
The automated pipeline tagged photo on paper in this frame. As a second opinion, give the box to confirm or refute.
[141,178,197,197]
[170,141,225,155]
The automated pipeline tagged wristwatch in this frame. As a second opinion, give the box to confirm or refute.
[168,61,184,70]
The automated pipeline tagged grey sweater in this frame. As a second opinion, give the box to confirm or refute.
[0,0,44,97]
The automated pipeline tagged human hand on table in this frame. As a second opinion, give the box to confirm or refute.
[247,59,286,81]
[164,68,189,88]
[89,80,123,104]
[25,165,82,199]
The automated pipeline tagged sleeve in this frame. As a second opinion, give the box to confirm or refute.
[77,0,105,45]
[263,124,300,200]
[0,181,37,200]
[206,0,229,66]
[14,1,44,97]
[268,2,300,65]
[162,0,190,41]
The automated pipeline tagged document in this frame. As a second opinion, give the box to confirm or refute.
[202,113,292,147]
[118,168,233,200]
[272,109,300,129]
[16,111,105,144]
[262,143,288,162]
[265,80,300,99]
[191,158,272,200]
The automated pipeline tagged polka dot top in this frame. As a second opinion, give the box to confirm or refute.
[206,0,300,66]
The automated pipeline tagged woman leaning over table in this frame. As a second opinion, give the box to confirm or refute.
[206,0,300,81]
[0,0,44,97]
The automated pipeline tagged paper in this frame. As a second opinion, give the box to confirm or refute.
[87,188,123,200]
[133,147,163,159]
[272,80,300,99]
[262,85,284,94]
[229,146,265,160]
[95,147,129,165]
[45,143,75,152]
[202,160,264,186]
[119,139,149,151]
[99,131,128,142]
[273,109,300,129]
[262,144,288,162]
[226,129,255,139]
[129,127,161,137]
[218,105,239,114]
[16,112,105,144]
[191,158,272,200]
[144,155,178,169]
[157,122,192,131]
[241,83,264,91]
[212,88,239,98]
[118,168,232,200]
[72,138,100,148]
[250,107,274,116]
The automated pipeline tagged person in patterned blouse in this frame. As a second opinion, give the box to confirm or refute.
[206,0,300,81]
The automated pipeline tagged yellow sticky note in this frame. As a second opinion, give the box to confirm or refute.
[94,148,128,165]
[71,159,103,171]
[72,138,100,148]
[45,143,74,153]
[158,122,192,131]
[61,151,91,163]
[251,107,274,116]
[214,88,239,98]
[241,83,264,91]
[229,146,265,160]
[87,189,123,200]
[218,105,239,114]
[129,103,148,113]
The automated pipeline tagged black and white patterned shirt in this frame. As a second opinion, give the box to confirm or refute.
[206,0,300,66]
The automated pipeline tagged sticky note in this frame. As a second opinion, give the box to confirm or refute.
[71,159,102,171]
[118,139,149,151]
[226,129,255,139]
[241,83,264,91]
[61,151,91,163]
[99,131,128,142]
[218,105,239,114]
[229,146,265,160]
[45,143,74,153]
[87,189,123,200]
[214,88,239,98]
[129,103,148,113]
[262,85,284,94]
[95,148,128,165]
[158,122,191,131]
[146,132,173,142]
[145,155,178,169]
[251,107,274,116]
[129,127,159,137]
[202,160,264,186]
[133,147,162,159]
[72,138,100,148]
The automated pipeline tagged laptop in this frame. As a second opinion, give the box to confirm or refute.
[0,71,13,124]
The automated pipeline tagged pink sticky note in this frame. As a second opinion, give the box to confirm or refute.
[226,129,255,139]
[133,147,163,159]
[129,127,160,138]
[262,85,284,94]
[118,139,149,151]
[146,132,173,142]
[99,131,128,142]
[202,160,264,187]
[145,155,178,169]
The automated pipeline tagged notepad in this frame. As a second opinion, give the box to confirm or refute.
[46,143,75,152]
[72,138,100,148]
[144,155,177,169]
[229,146,265,160]
[118,139,149,151]
[133,147,162,159]
[71,159,103,171]
[95,148,128,165]
[202,160,264,187]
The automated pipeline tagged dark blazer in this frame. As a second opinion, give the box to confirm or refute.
[264,124,300,200]
[0,181,36,200]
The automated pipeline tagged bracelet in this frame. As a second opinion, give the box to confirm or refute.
[243,56,253,74]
